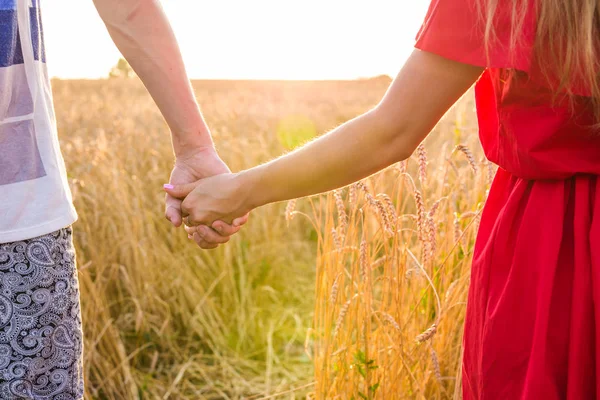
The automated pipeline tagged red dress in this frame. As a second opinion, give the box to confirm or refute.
[416,1,600,398]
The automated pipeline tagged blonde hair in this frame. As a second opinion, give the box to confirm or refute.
[481,0,600,122]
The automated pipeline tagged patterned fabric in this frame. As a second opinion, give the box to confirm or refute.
[0,227,84,400]
[0,0,78,243]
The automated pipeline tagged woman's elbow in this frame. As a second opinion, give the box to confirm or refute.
[370,106,420,162]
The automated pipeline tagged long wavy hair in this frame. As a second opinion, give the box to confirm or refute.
[481,0,600,120]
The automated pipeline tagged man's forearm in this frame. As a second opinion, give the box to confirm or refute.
[93,0,212,155]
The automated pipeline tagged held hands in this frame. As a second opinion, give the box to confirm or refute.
[165,146,250,249]
[164,171,252,226]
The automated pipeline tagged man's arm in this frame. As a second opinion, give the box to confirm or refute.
[93,0,249,244]
[92,0,210,154]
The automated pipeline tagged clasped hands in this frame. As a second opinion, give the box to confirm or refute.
[163,146,253,250]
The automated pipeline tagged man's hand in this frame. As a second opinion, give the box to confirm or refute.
[165,146,249,245]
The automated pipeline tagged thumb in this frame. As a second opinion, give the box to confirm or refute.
[163,182,198,199]
[164,195,183,227]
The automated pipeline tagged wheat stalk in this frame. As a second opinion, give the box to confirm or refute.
[455,144,478,174]
[360,240,369,283]
[334,299,352,338]
[333,190,348,233]
[417,143,428,185]
[429,197,447,219]
[396,159,408,174]
[348,184,357,206]
[431,347,443,383]
[330,273,342,306]
[416,324,437,343]
[382,312,401,333]
[453,212,462,248]
[331,228,342,252]
[285,199,297,221]
[414,190,426,241]
[427,216,437,262]
[378,193,398,228]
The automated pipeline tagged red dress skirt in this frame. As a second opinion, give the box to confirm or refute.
[415,0,600,398]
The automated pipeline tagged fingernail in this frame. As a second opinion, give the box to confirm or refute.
[163,184,174,189]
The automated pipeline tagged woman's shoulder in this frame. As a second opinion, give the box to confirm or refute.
[415,0,536,72]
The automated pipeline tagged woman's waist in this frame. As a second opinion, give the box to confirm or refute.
[498,168,599,181]
[486,146,600,181]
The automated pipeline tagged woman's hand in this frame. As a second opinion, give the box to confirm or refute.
[163,172,253,249]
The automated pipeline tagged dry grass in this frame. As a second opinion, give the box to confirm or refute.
[53,77,487,399]
[305,91,491,399]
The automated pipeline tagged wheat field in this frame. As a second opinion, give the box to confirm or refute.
[53,77,488,399]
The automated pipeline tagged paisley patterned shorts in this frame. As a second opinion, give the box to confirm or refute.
[0,227,84,399]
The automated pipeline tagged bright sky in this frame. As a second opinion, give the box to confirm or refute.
[42,0,430,80]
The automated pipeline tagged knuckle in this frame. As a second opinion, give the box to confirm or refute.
[187,213,200,226]
[198,214,211,225]
[181,199,191,212]
[189,210,201,221]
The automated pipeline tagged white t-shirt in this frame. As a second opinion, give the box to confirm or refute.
[0,0,77,243]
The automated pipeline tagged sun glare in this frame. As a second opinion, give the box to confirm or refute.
[43,0,429,80]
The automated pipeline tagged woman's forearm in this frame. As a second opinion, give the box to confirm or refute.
[241,108,413,208]
[93,0,212,155]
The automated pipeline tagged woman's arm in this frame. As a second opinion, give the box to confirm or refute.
[247,50,483,206]
[165,50,484,238]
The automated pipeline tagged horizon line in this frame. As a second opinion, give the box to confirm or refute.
[49,74,394,82]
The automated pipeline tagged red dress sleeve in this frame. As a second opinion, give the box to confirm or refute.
[414,0,535,72]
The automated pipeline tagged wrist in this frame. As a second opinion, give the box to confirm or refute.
[172,128,215,158]
[173,142,216,161]
[237,166,269,210]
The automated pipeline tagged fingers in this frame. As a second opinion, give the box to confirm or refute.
[195,226,232,245]
[211,220,242,236]
[185,225,231,247]
[232,213,250,227]
[163,182,198,199]
[165,195,183,227]
[180,200,212,227]
[184,224,199,235]
[192,232,221,250]
[183,215,201,227]
[185,218,245,237]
